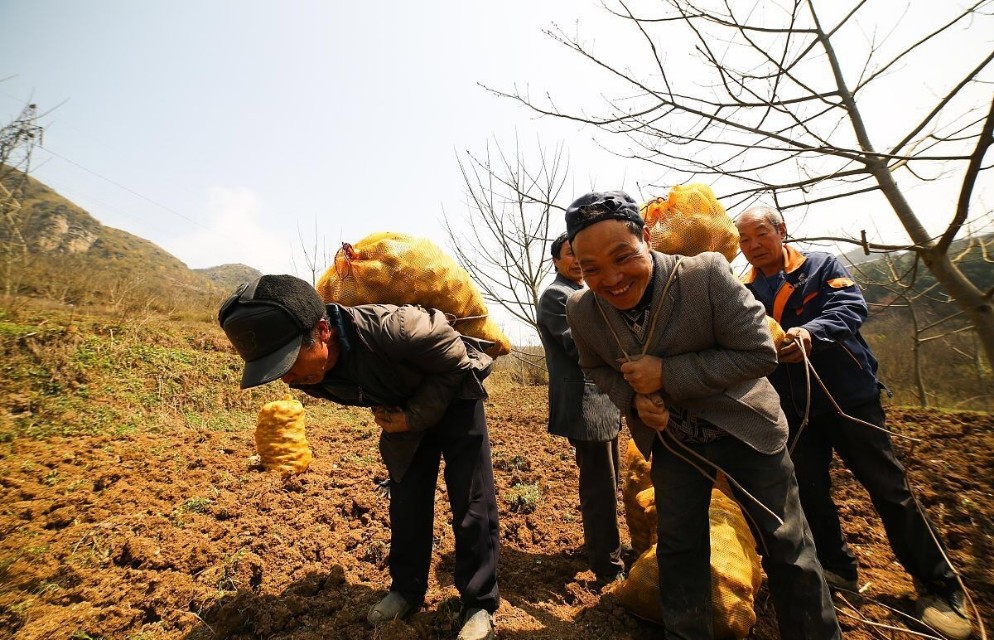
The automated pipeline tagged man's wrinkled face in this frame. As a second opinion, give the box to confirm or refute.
[280,321,339,385]
[571,219,653,310]
[736,212,786,276]
[553,239,583,285]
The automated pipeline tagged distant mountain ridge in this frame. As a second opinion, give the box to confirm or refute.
[195,264,262,292]
[1,169,261,309]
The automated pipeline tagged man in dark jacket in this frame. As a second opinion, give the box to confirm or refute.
[218,274,499,640]
[564,191,840,639]
[737,205,972,640]
[537,232,624,583]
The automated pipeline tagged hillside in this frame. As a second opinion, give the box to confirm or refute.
[0,170,260,310]
[195,264,264,293]
[841,233,994,409]
[847,233,994,311]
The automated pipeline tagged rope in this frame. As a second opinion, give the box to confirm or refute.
[834,590,950,640]
[655,429,777,558]
[592,257,782,535]
[448,313,489,324]
[788,343,984,639]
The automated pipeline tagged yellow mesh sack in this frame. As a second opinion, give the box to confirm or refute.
[255,398,313,475]
[610,489,762,639]
[622,439,656,554]
[642,184,739,262]
[766,316,787,351]
[316,232,510,357]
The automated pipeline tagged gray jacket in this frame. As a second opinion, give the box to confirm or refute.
[294,303,493,481]
[537,274,620,441]
[566,251,787,460]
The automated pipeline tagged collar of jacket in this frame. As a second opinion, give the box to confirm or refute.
[325,303,353,359]
[554,273,583,291]
[743,244,807,284]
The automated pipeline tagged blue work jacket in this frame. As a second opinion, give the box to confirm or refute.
[743,246,882,417]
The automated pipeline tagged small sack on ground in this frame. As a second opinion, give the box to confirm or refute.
[642,184,739,262]
[316,232,510,357]
[255,398,312,475]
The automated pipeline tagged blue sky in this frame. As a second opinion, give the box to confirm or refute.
[2,1,991,340]
[0,2,633,276]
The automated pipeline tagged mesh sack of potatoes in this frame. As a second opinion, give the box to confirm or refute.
[255,398,312,475]
[616,443,762,638]
[642,184,739,262]
[316,232,510,357]
[766,316,787,351]
[622,439,656,554]
[610,488,763,638]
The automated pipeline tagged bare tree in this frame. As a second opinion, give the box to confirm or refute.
[855,251,965,407]
[497,0,994,364]
[291,219,334,286]
[1,102,43,297]
[443,137,570,333]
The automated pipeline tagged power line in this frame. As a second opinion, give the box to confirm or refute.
[37,145,210,230]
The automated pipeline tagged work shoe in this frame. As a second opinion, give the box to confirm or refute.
[917,590,972,639]
[457,608,495,640]
[367,591,418,625]
[823,569,858,591]
[594,571,626,589]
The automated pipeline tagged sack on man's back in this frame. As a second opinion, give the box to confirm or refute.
[642,184,739,262]
[610,488,762,639]
[316,232,510,358]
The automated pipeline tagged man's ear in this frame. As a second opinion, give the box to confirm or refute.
[642,225,652,245]
[315,319,333,344]
[777,223,788,240]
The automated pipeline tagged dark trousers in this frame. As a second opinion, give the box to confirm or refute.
[388,399,500,612]
[651,432,840,640]
[788,397,956,594]
[568,436,623,579]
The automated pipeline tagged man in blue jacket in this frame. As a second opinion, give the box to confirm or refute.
[537,232,624,584]
[737,206,972,639]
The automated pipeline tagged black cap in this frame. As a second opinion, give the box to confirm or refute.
[218,274,327,389]
[565,190,644,243]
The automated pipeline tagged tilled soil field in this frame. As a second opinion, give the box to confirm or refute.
[1,382,991,639]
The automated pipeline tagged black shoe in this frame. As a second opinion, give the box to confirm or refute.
[823,569,858,591]
[594,571,626,589]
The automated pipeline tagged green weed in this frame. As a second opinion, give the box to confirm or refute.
[506,483,541,514]
[181,497,212,514]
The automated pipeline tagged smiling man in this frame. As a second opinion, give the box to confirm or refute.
[562,191,840,639]
[218,274,499,640]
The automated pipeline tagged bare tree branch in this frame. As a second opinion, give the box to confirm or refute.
[497,0,994,364]
[443,137,569,334]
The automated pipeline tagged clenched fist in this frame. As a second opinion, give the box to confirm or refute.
[778,327,812,364]
[372,406,410,433]
[634,393,670,431]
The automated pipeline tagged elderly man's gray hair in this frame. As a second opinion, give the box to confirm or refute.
[741,205,784,229]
